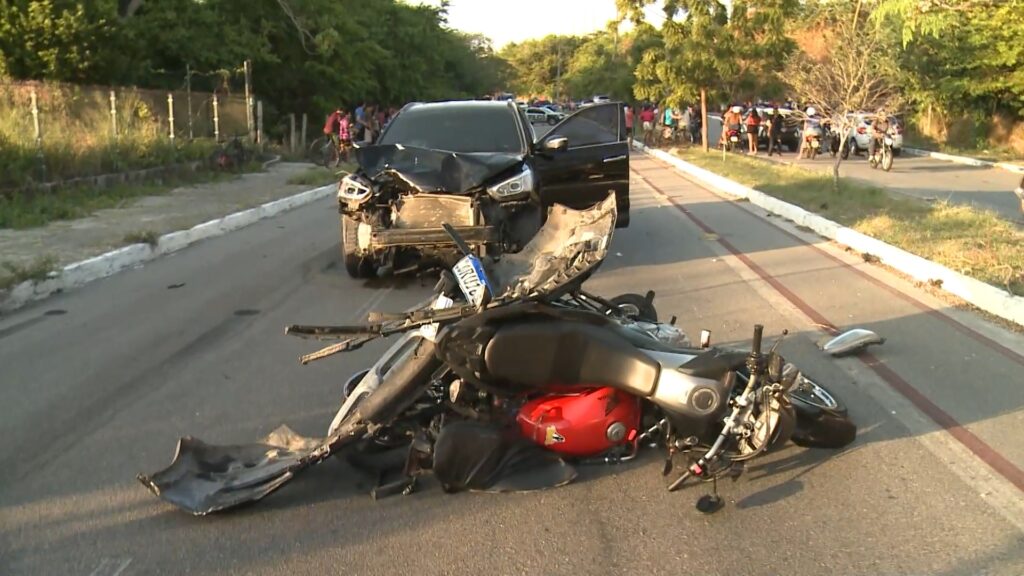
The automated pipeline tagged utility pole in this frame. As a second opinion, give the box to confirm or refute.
[243,59,254,142]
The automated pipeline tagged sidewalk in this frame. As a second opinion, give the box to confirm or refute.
[0,162,325,289]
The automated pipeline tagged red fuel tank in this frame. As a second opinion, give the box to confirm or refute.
[517,387,640,457]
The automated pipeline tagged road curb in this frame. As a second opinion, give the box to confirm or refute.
[0,181,337,314]
[903,147,1024,174]
[636,144,1024,327]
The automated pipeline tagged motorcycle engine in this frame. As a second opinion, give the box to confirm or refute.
[516,387,641,457]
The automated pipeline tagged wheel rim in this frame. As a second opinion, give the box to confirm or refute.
[617,303,642,318]
[792,375,839,410]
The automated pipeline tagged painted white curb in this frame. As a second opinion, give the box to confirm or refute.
[903,147,1024,174]
[637,144,1024,327]
[1,182,336,313]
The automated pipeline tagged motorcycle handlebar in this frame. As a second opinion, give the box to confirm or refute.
[751,324,764,355]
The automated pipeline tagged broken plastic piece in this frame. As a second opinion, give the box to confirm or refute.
[821,328,885,357]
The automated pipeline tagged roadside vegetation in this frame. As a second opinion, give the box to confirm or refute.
[286,164,352,186]
[0,169,235,229]
[668,147,1024,296]
[0,255,58,290]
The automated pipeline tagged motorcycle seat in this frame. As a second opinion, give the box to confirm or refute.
[483,321,661,396]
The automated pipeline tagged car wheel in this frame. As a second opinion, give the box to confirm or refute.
[547,116,558,125]
[341,215,373,278]
[893,148,902,157]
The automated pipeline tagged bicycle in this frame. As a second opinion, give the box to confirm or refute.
[308,136,350,168]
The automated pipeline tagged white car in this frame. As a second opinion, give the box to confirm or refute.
[847,113,904,156]
[525,106,565,125]
[592,95,611,104]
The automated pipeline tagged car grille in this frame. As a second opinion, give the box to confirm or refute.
[394,194,475,229]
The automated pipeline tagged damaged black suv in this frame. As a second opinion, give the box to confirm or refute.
[337,100,629,277]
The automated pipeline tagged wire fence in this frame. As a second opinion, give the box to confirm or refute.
[0,77,253,190]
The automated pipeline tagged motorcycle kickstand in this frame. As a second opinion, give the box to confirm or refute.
[696,475,724,514]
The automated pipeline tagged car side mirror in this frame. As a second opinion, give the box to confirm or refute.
[543,136,569,152]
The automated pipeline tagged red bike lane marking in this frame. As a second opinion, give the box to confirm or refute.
[632,166,1024,493]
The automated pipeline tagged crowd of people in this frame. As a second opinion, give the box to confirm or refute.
[322,103,399,152]
[624,103,704,148]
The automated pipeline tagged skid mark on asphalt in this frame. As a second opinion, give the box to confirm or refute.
[631,163,1024,498]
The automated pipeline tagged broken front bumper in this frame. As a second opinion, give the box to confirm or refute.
[370,225,498,248]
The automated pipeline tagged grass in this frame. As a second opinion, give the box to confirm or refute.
[0,255,58,290]
[123,229,160,246]
[667,147,1024,296]
[286,164,352,186]
[0,169,233,230]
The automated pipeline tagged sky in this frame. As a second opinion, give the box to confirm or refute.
[412,0,666,48]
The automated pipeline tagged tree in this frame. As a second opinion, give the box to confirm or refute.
[621,0,797,151]
[784,2,903,188]
[499,35,583,99]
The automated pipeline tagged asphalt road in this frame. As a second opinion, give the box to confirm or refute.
[702,118,1024,222]
[2,151,1024,575]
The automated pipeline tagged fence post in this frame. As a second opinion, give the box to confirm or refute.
[212,96,220,142]
[30,88,46,182]
[244,59,254,142]
[186,64,194,140]
[109,90,118,139]
[167,93,175,142]
[289,113,296,153]
[301,113,307,150]
[256,100,263,149]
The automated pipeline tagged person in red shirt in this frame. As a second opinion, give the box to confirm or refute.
[639,105,656,147]
[745,108,761,154]
[323,107,347,148]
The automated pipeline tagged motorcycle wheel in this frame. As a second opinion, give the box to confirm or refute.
[882,148,894,172]
[841,143,850,160]
[341,215,374,278]
[788,374,856,449]
[869,154,878,169]
[609,293,658,322]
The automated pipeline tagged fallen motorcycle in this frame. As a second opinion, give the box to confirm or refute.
[139,194,864,515]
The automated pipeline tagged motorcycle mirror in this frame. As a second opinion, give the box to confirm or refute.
[821,328,885,357]
[699,329,712,349]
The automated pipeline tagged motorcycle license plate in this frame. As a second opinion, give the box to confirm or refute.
[730,136,738,142]
[884,136,893,145]
[811,140,820,148]
[452,254,491,307]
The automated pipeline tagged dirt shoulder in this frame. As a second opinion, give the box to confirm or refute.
[0,162,330,288]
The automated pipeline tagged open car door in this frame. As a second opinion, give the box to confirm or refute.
[531,102,630,228]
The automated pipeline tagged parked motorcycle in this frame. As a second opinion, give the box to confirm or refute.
[868,132,895,171]
[723,127,742,152]
[139,194,861,516]
[801,127,823,160]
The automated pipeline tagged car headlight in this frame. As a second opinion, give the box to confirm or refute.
[338,174,372,203]
[487,165,533,200]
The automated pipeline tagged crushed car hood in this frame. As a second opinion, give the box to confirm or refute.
[354,144,524,193]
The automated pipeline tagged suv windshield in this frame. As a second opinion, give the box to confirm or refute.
[379,105,523,154]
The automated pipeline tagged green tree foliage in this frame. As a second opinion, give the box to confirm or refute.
[0,0,509,124]
[873,0,1024,116]
[564,23,662,102]
[500,35,584,98]
[621,0,797,107]
[0,0,119,82]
